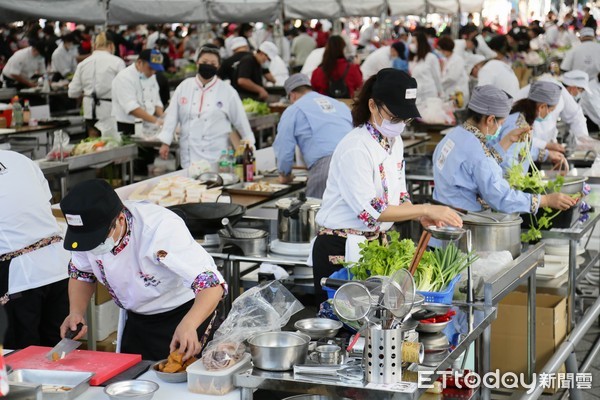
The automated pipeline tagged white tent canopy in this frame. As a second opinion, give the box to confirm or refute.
[0,0,484,24]
[0,0,106,24]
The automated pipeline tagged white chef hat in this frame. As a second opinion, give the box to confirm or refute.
[230,37,248,51]
[561,70,590,92]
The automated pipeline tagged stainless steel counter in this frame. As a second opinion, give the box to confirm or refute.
[234,303,497,400]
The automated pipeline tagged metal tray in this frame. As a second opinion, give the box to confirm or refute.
[9,369,94,400]
[225,182,290,197]
[65,144,138,170]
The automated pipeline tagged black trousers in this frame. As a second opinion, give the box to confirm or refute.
[0,259,69,349]
[311,235,347,305]
[121,300,216,361]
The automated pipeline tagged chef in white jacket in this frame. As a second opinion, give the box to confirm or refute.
[437,36,470,107]
[515,72,591,153]
[0,150,70,349]
[472,58,520,98]
[112,49,164,135]
[68,33,126,136]
[312,69,461,303]
[51,33,78,81]
[60,180,225,361]
[408,33,443,102]
[158,46,255,169]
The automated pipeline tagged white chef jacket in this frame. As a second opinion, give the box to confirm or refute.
[557,30,579,48]
[316,123,409,232]
[441,52,470,105]
[51,44,77,77]
[291,33,317,67]
[515,75,589,149]
[544,24,559,47]
[474,35,497,59]
[360,46,392,81]
[68,201,226,315]
[581,79,600,127]
[269,55,289,86]
[0,150,69,294]
[300,47,325,79]
[1,47,46,80]
[409,53,443,102]
[560,41,600,79]
[68,50,126,120]
[476,60,520,98]
[158,76,254,169]
[358,25,376,48]
[111,64,163,124]
[145,31,160,50]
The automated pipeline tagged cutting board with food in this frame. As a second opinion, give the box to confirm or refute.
[5,346,141,386]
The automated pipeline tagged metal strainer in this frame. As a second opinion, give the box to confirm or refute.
[333,282,372,321]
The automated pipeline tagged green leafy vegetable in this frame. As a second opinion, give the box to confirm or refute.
[242,98,271,115]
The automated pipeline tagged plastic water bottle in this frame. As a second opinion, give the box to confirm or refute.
[41,73,51,93]
[11,97,23,128]
[227,148,235,173]
[218,150,230,173]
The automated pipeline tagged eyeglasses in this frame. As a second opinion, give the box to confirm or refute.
[379,106,413,125]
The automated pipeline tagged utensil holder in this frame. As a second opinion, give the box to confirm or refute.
[365,327,402,384]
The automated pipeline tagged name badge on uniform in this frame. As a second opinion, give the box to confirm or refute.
[314,98,335,113]
[436,139,455,171]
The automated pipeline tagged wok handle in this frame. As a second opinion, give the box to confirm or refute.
[283,192,307,218]
[320,278,379,290]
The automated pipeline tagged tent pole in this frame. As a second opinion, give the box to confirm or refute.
[104,0,109,29]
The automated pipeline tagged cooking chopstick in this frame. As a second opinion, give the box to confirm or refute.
[409,231,431,276]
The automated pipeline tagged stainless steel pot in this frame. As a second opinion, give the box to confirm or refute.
[459,215,523,258]
[543,176,588,195]
[276,193,321,243]
[218,228,269,257]
[248,331,310,371]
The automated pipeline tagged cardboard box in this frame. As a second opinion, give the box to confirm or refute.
[80,331,117,353]
[491,291,567,393]
[92,300,119,341]
[95,283,112,305]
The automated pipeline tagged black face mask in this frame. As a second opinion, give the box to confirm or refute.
[198,63,218,80]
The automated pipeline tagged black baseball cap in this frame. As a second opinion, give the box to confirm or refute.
[138,49,165,71]
[373,68,421,120]
[60,179,124,251]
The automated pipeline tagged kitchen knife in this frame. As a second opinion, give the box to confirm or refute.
[45,323,84,361]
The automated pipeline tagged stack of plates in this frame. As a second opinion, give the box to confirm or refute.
[538,256,568,281]
[585,270,600,286]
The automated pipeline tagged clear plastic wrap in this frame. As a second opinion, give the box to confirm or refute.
[201,281,303,370]
[46,130,73,160]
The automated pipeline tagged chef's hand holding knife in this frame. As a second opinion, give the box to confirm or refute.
[60,314,88,340]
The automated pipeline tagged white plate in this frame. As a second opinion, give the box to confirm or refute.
[544,246,585,257]
[537,262,568,280]
[270,239,312,257]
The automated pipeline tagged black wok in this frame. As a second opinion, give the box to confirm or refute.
[168,203,246,237]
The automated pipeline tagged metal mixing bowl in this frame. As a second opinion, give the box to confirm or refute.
[294,318,343,340]
[248,331,310,371]
[151,359,188,383]
[416,320,451,334]
[104,380,159,400]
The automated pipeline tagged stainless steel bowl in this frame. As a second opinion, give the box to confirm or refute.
[423,303,452,315]
[294,318,343,340]
[152,359,188,383]
[248,331,310,371]
[104,380,159,400]
[419,332,450,351]
[426,225,467,240]
[416,320,451,334]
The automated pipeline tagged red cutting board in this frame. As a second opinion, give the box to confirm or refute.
[5,346,142,386]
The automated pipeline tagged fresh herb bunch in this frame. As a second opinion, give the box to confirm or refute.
[346,231,478,292]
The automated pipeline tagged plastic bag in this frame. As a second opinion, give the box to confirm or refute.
[95,117,122,144]
[201,281,303,370]
[46,130,73,160]
[455,251,513,300]
[417,98,456,125]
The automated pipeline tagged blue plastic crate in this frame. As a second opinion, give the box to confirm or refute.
[417,275,462,304]
[323,268,354,299]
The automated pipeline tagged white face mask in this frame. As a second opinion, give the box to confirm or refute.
[409,43,417,53]
[375,109,406,138]
[263,60,271,69]
[90,223,121,256]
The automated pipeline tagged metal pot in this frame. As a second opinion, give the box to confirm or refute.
[543,176,588,195]
[248,331,310,371]
[459,215,523,258]
[218,228,269,257]
[276,192,321,243]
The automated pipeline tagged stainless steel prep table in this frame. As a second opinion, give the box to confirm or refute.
[234,303,497,400]
[36,159,69,199]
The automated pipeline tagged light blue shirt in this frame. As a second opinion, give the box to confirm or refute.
[432,125,538,214]
[488,112,547,174]
[273,91,352,175]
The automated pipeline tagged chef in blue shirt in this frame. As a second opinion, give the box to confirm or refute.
[273,73,353,198]
[433,85,576,214]
[489,80,565,174]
